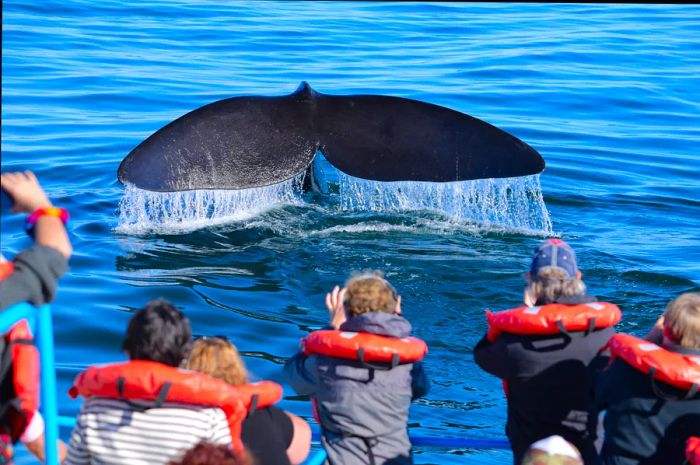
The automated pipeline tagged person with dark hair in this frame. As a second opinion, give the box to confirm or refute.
[122,299,193,367]
[65,300,245,465]
[474,239,620,465]
[167,442,254,465]
[1,171,71,463]
[595,292,700,465]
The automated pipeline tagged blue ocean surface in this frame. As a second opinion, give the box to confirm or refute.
[2,2,699,464]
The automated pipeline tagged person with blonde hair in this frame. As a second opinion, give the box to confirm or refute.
[474,239,619,465]
[595,292,700,465]
[284,271,430,465]
[186,337,311,465]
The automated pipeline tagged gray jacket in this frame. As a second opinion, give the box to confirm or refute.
[284,312,430,465]
[0,245,68,310]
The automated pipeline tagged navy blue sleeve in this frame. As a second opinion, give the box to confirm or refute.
[410,361,430,400]
[283,352,319,396]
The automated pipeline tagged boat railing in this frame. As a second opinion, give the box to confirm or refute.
[0,302,510,465]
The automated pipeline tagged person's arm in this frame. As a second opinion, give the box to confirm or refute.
[410,361,430,400]
[644,316,664,344]
[0,171,71,259]
[284,412,311,465]
[20,411,67,464]
[0,245,69,309]
[473,334,510,379]
[283,351,319,396]
[593,359,617,412]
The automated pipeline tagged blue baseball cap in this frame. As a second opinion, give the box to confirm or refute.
[530,238,579,280]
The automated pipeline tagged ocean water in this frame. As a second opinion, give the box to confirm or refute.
[2,2,699,464]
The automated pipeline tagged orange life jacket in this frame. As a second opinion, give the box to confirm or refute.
[0,320,39,443]
[69,360,282,452]
[302,330,427,368]
[486,301,621,341]
[607,334,700,396]
[687,437,700,465]
[0,261,14,281]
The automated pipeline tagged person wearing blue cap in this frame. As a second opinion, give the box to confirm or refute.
[474,238,619,465]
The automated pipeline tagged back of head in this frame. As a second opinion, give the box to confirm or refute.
[522,435,583,465]
[186,337,249,386]
[344,271,398,318]
[663,292,700,350]
[527,238,586,305]
[122,299,192,367]
[168,441,253,465]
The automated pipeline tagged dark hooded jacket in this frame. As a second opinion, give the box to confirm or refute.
[473,295,615,465]
[284,312,430,465]
[595,342,700,465]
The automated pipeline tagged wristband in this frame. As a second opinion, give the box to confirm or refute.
[25,207,70,237]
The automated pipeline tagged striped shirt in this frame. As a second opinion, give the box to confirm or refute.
[64,397,232,465]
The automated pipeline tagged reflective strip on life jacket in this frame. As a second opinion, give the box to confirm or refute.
[302,330,427,368]
[607,333,700,394]
[69,360,252,452]
[486,301,621,341]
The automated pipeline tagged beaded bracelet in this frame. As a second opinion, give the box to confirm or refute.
[25,207,70,237]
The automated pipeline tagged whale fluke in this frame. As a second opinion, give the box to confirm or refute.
[118,82,544,192]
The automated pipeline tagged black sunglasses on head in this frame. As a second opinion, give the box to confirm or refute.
[193,334,229,342]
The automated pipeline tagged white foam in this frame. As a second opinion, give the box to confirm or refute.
[115,174,305,235]
[336,173,553,234]
[115,162,553,236]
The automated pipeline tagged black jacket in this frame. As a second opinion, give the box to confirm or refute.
[595,344,700,465]
[473,295,614,465]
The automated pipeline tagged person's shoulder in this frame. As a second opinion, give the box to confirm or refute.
[248,405,292,426]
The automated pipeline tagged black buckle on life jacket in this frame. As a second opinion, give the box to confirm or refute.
[648,367,699,401]
[356,348,400,371]
[247,394,259,418]
[116,377,172,410]
[555,318,597,336]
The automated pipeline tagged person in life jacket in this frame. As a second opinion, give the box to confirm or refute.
[1,171,72,464]
[185,337,311,465]
[474,238,619,465]
[595,292,700,465]
[284,271,430,465]
[64,300,251,465]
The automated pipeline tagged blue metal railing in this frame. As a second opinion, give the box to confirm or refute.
[1,302,510,465]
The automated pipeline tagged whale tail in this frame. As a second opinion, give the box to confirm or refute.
[118,82,545,192]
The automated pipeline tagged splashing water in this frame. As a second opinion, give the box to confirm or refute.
[116,153,553,235]
[116,174,306,234]
[336,174,553,235]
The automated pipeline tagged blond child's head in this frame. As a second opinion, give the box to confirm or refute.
[663,292,700,350]
[343,271,399,318]
[186,337,248,386]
